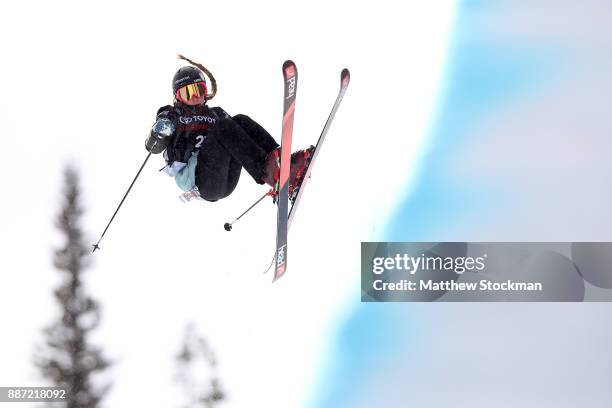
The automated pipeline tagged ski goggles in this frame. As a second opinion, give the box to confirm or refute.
[175,81,208,103]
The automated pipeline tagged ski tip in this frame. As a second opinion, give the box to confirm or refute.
[283,60,297,76]
[341,68,350,88]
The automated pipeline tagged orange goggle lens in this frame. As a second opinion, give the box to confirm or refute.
[176,82,207,102]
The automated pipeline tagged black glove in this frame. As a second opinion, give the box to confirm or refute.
[145,117,175,154]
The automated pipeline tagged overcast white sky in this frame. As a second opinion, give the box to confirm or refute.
[0,1,456,406]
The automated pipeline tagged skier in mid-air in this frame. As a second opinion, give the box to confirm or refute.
[145,58,314,202]
[92,56,348,258]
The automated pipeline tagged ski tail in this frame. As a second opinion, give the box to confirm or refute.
[274,60,298,282]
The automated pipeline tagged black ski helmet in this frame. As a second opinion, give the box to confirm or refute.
[172,66,207,94]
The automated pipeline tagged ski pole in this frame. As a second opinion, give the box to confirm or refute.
[92,152,152,252]
[224,190,273,231]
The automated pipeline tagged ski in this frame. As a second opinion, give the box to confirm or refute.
[273,60,298,281]
[288,68,350,229]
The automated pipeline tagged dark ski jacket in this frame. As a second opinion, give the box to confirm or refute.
[155,103,230,166]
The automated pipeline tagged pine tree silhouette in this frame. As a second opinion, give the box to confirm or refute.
[36,166,111,408]
[175,323,225,408]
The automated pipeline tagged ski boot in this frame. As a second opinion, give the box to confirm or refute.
[262,148,281,188]
[261,145,315,199]
[288,145,315,200]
